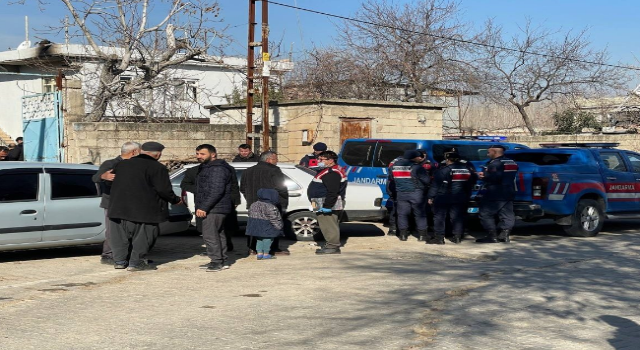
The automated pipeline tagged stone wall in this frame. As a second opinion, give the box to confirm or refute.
[509,134,640,152]
[210,100,444,164]
[65,122,246,164]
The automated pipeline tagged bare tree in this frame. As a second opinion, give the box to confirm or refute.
[471,20,629,135]
[288,0,469,102]
[33,0,227,121]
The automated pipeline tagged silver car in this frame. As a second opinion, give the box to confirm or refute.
[0,162,192,252]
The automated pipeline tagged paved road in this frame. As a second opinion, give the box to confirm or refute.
[1,220,639,349]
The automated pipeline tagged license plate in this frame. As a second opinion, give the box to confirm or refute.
[467,207,479,214]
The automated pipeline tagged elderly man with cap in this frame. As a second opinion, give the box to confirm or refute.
[299,142,328,169]
[107,141,182,271]
[475,144,519,244]
[428,150,477,244]
[387,149,431,241]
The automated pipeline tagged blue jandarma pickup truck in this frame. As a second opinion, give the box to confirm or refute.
[504,143,640,237]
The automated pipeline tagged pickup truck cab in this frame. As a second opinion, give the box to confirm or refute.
[505,143,640,237]
[338,137,529,204]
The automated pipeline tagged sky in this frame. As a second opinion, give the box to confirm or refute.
[2,0,640,82]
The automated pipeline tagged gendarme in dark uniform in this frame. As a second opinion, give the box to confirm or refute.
[108,142,181,270]
[428,151,476,244]
[387,150,431,241]
[476,144,519,243]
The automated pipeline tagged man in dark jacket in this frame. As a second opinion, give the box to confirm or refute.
[92,141,140,264]
[307,151,347,255]
[232,144,259,162]
[108,142,182,271]
[5,137,24,161]
[181,144,241,251]
[476,145,519,244]
[195,144,234,272]
[299,142,327,169]
[240,151,289,255]
[428,150,476,244]
[387,150,431,241]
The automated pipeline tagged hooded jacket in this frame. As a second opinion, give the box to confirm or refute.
[245,188,284,238]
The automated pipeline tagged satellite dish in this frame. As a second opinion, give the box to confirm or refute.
[17,41,31,50]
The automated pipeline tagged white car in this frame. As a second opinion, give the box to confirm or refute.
[169,163,386,241]
[0,162,192,252]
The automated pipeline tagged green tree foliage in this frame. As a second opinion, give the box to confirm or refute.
[553,109,601,134]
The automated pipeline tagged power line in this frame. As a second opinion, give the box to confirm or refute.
[267,0,640,72]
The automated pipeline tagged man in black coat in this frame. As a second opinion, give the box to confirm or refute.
[181,144,241,251]
[108,142,182,271]
[240,151,290,255]
[92,141,140,264]
[232,143,259,162]
[195,144,234,272]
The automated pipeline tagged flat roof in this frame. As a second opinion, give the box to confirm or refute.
[206,98,446,110]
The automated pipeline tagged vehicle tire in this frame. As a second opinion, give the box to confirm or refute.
[563,199,604,237]
[286,211,323,241]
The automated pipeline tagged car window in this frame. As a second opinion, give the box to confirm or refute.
[170,169,186,186]
[625,152,640,173]
[342,141,375,166]
[600,152,628,172]
[0,173,39,202]
[509,152,573,165]
[373,142,417,167]
[432,144,502,163]
[51,173,99,199]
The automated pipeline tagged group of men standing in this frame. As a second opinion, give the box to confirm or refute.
[387,144,519,245]
[93,141,346,272]
[0,137,24,161]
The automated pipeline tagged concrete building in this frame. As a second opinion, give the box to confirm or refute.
[208,99,445,163]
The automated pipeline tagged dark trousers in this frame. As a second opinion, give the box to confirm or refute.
[396,193,427,231]
[202,213,227,264]
[387,199,399,231]
[101,209,113,258]
[224,208,238,250]
[433,200,466,237]
[109,218,159,266]
[479,200,515,232]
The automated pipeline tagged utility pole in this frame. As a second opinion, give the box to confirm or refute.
[261,0,270,151]
[246,0,257,147]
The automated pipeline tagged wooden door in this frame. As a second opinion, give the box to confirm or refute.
[340,119,371,147]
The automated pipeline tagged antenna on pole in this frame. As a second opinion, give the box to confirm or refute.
[17,16,31,50]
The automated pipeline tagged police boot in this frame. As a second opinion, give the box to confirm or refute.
[433,234,445,245]
[398,230,409,241]
[425,232,440,244]
[387,228,398,236]
[417,230,429,242]
[476,231,498,243]
[451,234,463,244]
[498,229,511,243]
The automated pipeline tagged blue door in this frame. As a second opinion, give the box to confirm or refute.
[598,150,638,212]
[21,92,64,162]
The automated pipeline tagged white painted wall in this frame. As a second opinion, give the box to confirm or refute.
[0,73,47,140]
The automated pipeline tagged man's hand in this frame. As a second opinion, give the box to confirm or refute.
[317,208,332,215]
[477,171,485,179]
[196,209,207,218]
[428,198,434,205]
[101,169,115,181]
[175,199,184,206]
